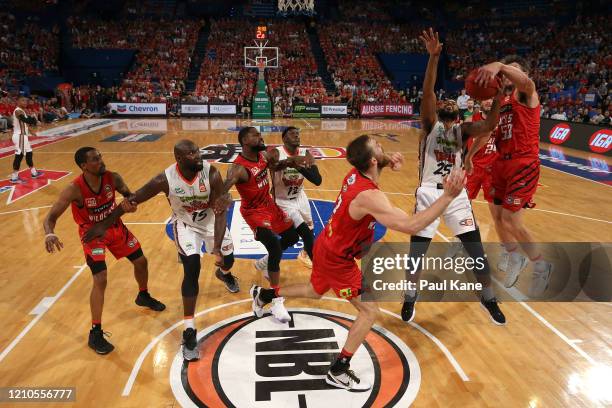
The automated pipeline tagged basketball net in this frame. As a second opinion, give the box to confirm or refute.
[278,0,314,14]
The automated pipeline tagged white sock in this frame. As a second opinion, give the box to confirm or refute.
[11,171,18,180]
[184,317,195,330]
[30,167,37,176]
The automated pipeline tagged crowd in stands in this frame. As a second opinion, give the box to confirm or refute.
[190,19,257,107]
[69,16,202,102]
[0,13,59,80]
[265,21,327,114]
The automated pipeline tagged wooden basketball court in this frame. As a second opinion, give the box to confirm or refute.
[0,118,610,407]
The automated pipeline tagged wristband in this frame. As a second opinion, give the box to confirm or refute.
[45,233,58,239]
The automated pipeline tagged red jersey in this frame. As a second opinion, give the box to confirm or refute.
[234,152,273,210]
[495,91,541,158]
[467,111,498,168]
[71,172,119,234]
[318,168,378,261]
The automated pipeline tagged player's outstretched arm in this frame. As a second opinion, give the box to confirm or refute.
[464,136,490,175]
[461,95,501,138]
[82,172,168,242]
[349,168,465,235]
[420,27,442,133]
[43,183,80,253]
[476,62,538,107]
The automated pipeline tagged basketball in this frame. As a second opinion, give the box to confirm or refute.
[465,69,501,99]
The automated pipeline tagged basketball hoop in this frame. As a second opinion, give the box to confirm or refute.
[278,0,315,15]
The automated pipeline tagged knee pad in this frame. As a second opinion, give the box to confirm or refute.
[13,154,23,171]
[25,151,33,167]
[180,254,201,297]
[221,252,235,271]
[457,230,490,275]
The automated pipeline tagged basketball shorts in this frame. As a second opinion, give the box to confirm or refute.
[172,220,234,257]
[276,192,313,228]
[241,202,293,235]
[81,223,141,263]
[492,157,539,212]
[466,165,494,202]
[310,238,361,300]
[12,133,32,155]
[414,185,477,238]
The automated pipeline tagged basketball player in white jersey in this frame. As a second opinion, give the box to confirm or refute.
[11,96,43,183]
[401,28,506,325]
[83,139,237,361]
[254,126,321,272]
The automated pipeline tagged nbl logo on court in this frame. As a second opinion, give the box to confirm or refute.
[170,310,419,407]
[548,123,571,145]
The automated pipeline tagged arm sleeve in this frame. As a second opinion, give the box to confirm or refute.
[298,165,322,186]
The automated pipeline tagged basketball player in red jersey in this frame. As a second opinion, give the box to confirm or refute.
[43,147,165,355]
[476,56,552,297]
[464,98,498,208]
[250,135,466,391]
[217,126,307,323]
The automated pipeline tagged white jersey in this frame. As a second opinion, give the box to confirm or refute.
[272,146,308,200]
[419,122,464,186]
[12,108,28,138]
[165,162,214,233]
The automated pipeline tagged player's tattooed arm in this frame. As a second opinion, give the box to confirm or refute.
[111,172,132,198]
[213,163,247,214]
[82,173,168,242]
[419,27,442,135]
[461,96,501,139]
[43,183,81,253]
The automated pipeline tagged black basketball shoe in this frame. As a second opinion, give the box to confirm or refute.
[88,328,114,355]
[480,297,506,325]
[135,292,166,311]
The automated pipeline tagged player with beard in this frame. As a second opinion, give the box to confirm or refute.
[401,28,506,325]
[216,127,304,324]
[43,147,165,355]
[250,134,466,391]
[475,56,553,296]
[82,140,237,361]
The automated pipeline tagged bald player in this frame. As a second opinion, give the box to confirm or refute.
[84,140,237,361]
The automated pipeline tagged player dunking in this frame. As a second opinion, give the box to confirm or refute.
[218,126,303,323]
[83,140,237,361]
[267,126,321,269]
[43,147,165,355]
[401,28,505,325]
[476,56,553,297]
[11,96,43,183]
[250,134,466,390]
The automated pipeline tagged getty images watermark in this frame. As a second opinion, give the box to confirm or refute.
[359,242,612,302]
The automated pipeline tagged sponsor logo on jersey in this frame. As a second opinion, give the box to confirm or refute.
[174,187,185,194]
[588,129,612,154]
[199,184,207,192]
[347,174,356,185]
[92,248,104,255]
[169,309,419,407]
[85,197,97,207]
[200,144,346,163]
[549,123,571,145]
[128,237,138,248]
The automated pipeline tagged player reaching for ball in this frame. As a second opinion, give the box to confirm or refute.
[474,56,553,297]
[401,28,506,325]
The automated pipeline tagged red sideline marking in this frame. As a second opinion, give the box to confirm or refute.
[0,169,71,204]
